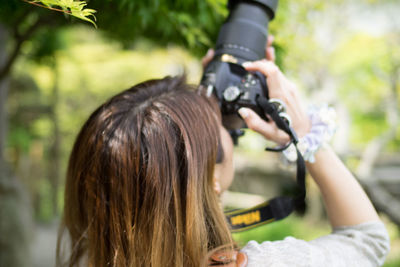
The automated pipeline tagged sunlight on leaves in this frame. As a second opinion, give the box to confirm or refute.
[23,0,97,27]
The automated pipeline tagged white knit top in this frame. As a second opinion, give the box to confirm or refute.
[241,221,390,267]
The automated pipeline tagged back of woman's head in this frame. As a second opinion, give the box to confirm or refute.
[57,76,233,267]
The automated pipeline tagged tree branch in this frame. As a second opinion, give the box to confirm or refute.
[23,0,72,15]
[0,17,47,82]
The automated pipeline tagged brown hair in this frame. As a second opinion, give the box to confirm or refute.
[57,76,233,267]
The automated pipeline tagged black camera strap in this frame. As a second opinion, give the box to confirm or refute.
[224,93,307,233]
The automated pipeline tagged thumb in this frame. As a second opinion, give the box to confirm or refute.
[202,48,214,68]
[238,108,274,138]
[238,107,290,144]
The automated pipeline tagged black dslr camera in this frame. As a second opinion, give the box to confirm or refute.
[201,0,279,143]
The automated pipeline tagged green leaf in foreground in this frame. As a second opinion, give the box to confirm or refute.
[23,0,97,27]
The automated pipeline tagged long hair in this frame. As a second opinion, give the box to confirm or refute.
[56,76,233,267]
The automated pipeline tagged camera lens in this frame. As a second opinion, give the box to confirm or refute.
[215,0,278,61]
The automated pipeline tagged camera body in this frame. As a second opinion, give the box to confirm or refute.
[202,60,268,131]
[200,0,279,141]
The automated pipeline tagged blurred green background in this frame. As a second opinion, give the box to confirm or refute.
[0,0,399,266]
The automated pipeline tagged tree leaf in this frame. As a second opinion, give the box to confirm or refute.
[24,0,97,27]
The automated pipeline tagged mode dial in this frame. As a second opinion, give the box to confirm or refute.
[223,86,241,102]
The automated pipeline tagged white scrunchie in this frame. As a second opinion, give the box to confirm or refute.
[282,104,337,163]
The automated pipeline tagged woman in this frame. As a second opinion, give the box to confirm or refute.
[57,44,390,266]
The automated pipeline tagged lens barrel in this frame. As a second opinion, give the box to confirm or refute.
[215,0,278,61]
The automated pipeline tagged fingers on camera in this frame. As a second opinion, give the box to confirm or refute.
[238,107,273,138]
[266,35,275,62]
[266,46,276,62]
[202,48,214,68]
[267,35,275,46]
[242,60,279,78]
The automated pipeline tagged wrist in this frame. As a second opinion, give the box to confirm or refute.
[295,118,312,139]
[283,104,337,163]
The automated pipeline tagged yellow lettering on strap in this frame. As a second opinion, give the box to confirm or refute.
[230,211,261,226]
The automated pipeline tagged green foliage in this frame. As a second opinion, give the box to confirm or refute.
[0,0,227,57]
[384,259,400,267]
[7,127,32,154]
[330,33,399,146]
[36,178,54,222]
[29,30,66,61]
[87,0,227,55]
[24,0,96,26]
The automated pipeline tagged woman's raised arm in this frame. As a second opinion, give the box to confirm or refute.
[238,60,380,228]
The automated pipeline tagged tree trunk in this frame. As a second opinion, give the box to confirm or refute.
[0,23,32,267]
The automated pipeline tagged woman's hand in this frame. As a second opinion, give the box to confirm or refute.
[238,61,311,145]
[201,35,309,144]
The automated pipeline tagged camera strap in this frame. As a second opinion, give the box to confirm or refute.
[224,97,306,233]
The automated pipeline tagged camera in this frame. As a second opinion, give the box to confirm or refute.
[201,0,307,232]
[200,0,279,142]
